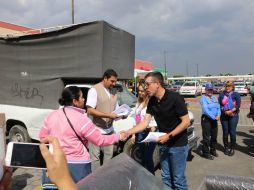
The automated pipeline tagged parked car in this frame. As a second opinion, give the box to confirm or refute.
[165,84,173,91]
[171,81,185,92]
[179,81,202,97]
[245,81,252,90]
[213,83,224,94]
[234,81,248,96]
[201,83,212,94]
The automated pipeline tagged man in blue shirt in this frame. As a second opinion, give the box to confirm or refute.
[200,83,221,160]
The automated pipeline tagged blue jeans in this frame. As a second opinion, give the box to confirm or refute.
[159,145,188,190]
[136,132,156,174]
[220,114,239,148]
[42,162,91,189]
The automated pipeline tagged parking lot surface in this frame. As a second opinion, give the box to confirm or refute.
[10,95,254,190]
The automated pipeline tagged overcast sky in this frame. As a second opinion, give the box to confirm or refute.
[1,0,254,76]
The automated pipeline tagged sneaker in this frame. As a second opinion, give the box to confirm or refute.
[202,153,214,160]
[224,147,230,155]
[210,150,218,157]
[228,149,235,156]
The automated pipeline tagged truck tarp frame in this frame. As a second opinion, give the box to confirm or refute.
[0,21,135,109]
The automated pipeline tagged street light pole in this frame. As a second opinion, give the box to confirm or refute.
[72,0,75,24]
[196,64,199,76]
[163,50,167,81]
[186,61,189,76]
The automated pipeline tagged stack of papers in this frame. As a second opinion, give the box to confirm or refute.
[113,104,132,117]
[140,132,166,143]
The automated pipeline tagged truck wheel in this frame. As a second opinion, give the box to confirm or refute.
[123,139,142,164]
[9,125,31,142]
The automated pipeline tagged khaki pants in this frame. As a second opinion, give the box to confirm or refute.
[88,138,114,172]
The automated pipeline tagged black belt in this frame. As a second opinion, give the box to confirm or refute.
[202,114,215,121]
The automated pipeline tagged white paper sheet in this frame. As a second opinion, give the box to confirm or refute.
[113,104,132,117]
[139,132,167,143]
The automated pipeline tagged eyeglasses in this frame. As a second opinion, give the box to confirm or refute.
[144,81,156,87]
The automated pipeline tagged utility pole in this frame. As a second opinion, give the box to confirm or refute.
[72,0,75,24]
[163,51,167,81]
[196,64,199,76]
[186,61,189,76]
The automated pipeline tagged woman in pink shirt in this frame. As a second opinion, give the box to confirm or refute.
[39,86,124,189]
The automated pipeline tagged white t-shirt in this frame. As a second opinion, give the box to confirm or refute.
[133,103,157,128]
[86,87,118,134]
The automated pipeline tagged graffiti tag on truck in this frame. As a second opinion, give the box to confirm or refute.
[11,83,44,106]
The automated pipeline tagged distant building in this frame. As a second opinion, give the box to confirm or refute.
[135,59,153,71]
[0,21,39,37]
[134,59,154,78]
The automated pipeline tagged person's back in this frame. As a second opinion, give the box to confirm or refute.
[39,86,123,189]
[40,107,91,161]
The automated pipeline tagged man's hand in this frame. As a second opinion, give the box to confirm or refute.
[119,131,129,141]
[40,136,77,190]
[215,116,220,121]
[157,133,173,144]
[109,113,120,119]
[121,115,128,120]
[131,134,136,144]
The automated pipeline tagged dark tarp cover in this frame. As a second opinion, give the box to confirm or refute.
[0,21,135,109]
[77,153,170,190]
[198,175,254,190]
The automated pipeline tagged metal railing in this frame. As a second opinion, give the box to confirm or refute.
[0,23,79,39]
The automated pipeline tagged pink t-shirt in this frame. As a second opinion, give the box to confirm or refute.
[39,106,119,162]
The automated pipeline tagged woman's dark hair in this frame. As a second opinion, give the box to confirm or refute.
[58,86,81,106]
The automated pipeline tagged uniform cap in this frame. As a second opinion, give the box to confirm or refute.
[205,83,213,90]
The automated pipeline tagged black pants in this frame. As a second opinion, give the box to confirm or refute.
[250,93,254,114]
[201,115,218,154]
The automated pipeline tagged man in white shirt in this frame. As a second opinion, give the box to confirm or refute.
[86,69,119,171]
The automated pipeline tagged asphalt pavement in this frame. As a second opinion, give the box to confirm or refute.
[10,95,254,190]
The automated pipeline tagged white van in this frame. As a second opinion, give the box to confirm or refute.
[179,81,202,97]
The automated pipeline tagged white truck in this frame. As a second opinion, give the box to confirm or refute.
[0,21,135,143]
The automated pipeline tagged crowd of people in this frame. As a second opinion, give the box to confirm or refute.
[1,69,253,190]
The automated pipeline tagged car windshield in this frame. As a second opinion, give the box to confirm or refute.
[183,82,196,87]
[175,81,184,86]
[112,84,137,108]
[235,82,245,86]
[214,83,223,87]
